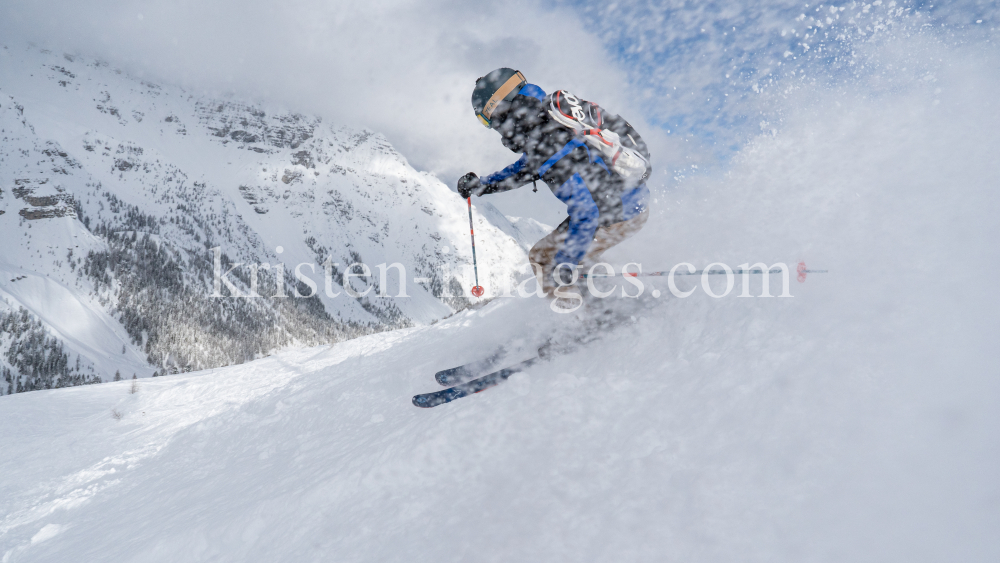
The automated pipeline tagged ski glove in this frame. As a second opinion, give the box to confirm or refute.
[582,129,649,180]
[457,172,481,199]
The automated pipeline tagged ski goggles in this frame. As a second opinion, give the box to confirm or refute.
[476,71,526,128]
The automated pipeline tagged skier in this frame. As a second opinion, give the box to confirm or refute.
[457,68,651,298]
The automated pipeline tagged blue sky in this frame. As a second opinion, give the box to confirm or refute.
[554,0,999,155]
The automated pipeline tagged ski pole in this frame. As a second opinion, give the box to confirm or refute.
[585,268,828,277]
[583,263,827,282]
[467,197,485,297]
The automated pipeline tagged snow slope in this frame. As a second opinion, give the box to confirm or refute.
[1,30,998,562]
[0,275,996,562]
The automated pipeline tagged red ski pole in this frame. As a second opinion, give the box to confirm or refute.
[466,197,485,297]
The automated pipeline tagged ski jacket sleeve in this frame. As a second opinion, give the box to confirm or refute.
[479,153,537,194]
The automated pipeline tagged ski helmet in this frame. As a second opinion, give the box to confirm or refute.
[471,68,526,128]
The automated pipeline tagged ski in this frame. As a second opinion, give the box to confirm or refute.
[435,347,507,386]
[413,356,540,408]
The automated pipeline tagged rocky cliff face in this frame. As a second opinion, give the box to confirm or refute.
[0,45,531,394]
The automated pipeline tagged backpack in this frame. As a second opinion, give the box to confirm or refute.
[547,90,649,182]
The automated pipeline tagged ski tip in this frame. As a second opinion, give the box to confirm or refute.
[413,392,452,408]
[435,367,470,386]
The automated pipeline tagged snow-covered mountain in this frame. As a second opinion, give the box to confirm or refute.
[0,45,531,394]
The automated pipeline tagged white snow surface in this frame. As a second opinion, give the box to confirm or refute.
[2,33,1000,563]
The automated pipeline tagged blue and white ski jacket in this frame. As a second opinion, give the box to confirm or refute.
[478,84,651,266]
